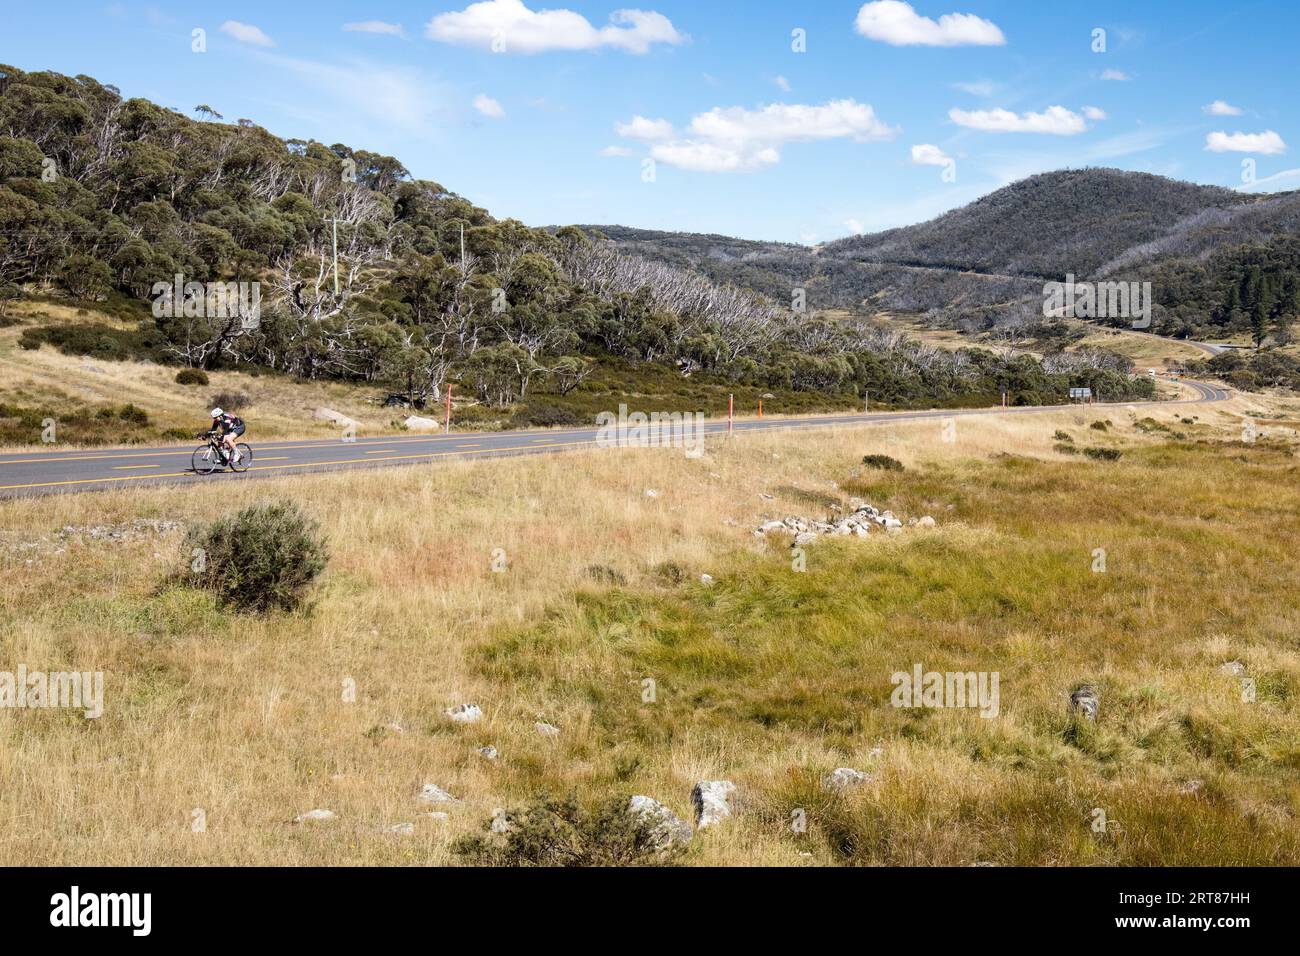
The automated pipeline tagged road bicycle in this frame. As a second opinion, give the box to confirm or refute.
[192,431,253,475]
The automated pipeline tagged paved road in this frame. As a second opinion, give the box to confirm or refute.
[0,380,1231,498]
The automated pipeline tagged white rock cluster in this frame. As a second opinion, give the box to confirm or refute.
[755,500,935,542]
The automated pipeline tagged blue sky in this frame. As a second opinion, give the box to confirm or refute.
[2,1,1296,242]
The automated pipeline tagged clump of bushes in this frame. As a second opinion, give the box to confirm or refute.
[1054,443,1079,455]
[175,368,209,386]
[183,500,327,613]
[862,453,904,471]
[452,794,679,867]
[96,404,149,424]
[1084,447,1122,461]
[510,403,583,428]
[1053,430,1073,443]
[209,391,249,412]
[1089,420,1111,432]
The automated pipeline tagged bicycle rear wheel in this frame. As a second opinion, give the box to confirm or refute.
[192,445,219,476]
[230,443,253,473]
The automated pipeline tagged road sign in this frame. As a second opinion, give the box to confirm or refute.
[1069,387,1092,400]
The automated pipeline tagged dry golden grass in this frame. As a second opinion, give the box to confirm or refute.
[0,305,390,448]
[0,392,1296,865]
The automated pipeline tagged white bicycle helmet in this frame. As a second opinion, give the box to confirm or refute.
[210,407,224,418]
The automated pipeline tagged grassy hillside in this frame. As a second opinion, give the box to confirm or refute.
[2,390,1297,865]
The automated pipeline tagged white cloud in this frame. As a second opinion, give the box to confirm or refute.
[1099,69,1130,81]
[910,143,952,166]
[615,115,675,141]
[854,1,1005,47]
[688,100,896,147]
[473,93,505,118]
[1082,106,1107,121]
[599,145,633,157]
[651,141,780,173]
[220,20,274,47]
[621,99,896,173]
[1205,130,1287,155]
[775,75,791,92]
[425,0,685,55]
[952,79,997,97]
[949,105,1087,135]
[344,21,406,37]
[1203,99,1242,116]
[844,218,865,235]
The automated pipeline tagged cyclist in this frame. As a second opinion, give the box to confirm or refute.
[208,407,245,465]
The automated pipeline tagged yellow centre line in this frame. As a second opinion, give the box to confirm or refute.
[113,464,160,470]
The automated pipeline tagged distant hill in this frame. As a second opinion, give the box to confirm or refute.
[579,169,1300,342]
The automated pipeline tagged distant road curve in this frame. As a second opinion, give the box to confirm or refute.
[0,380,1231,498]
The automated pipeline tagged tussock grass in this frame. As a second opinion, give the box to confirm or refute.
[0,394,1296,865]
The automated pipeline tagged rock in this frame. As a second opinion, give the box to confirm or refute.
[490,808,511,834]
[446,703,483,723]
[294,808,336,823]
[916,516,936,528]
[757,520,787,535]
[535,722,560,737]
[402,415,439,431]
[793,531,817,547]
[1218,661,1246,676]
[427,811,449,822]
[314,407,360,428]
[1070,685,1099,721]
[823,767,872,790]
[479,745,499,761]
[387,822,415,835]
[629,795,692,849]
[691,780,736,829]
[1178,779,1204,796]
[700,573,714,585]
[644,489,659,499]
[417,783,456,804]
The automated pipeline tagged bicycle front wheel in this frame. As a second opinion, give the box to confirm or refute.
[230,443,253,473]
[192,445,218,476]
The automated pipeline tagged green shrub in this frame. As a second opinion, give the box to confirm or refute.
[183,500,328,613]
[118,404,149,424]
[510,403,583,428]
[1053,430,1073,442]
[1089,420,1110,432]
[452,794,680,867]
[175,369,210,386]
[862,453,904,471]
[1084,446,1122,461]
[1054,443,1080,455]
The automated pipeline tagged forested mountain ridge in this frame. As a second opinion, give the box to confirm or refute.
[0,66,1153,419]
[580,170,1300,345]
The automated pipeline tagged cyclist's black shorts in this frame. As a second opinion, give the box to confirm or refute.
[228,424,246,439]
